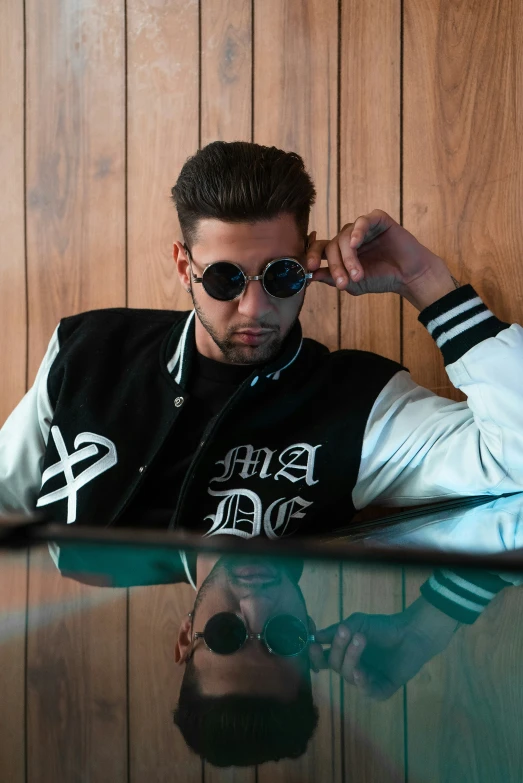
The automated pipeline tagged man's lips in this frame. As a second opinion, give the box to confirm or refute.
[232,565,279,577]
[236,330,274,335]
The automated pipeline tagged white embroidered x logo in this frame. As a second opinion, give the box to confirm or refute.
[36,426,118,523]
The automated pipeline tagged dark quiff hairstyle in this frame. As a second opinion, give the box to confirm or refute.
[173,656,319,767]
[170,140,317,255]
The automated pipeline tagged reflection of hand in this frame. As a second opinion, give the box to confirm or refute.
[309,596,461,700]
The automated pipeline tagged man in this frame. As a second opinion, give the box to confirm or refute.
[1,140,523,762]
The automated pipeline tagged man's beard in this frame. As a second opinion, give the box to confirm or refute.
[188,286,304,365]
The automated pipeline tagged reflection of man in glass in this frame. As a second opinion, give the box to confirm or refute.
[173,552,319,767]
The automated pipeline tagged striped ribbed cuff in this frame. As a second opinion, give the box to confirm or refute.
[417,284,511,366]
[420,568,509,624]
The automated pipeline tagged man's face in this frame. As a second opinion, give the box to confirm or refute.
[174,555,313,700]
[173,213,312,365]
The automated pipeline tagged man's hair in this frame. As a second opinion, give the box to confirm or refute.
[172,655,319,767]
[170,141,317,255]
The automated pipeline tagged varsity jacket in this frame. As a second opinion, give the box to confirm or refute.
[1,283,523,623]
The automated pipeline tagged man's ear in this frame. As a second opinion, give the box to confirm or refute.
[174,613,193,665]
[172,241,191,291]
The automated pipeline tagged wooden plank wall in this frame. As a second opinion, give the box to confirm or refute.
[1,0,523,781]
[0,0,27,781]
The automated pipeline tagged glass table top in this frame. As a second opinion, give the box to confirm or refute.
[1,490,523,782]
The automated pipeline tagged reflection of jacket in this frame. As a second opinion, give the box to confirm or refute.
[2,283,523,622]
[363,491,523,622]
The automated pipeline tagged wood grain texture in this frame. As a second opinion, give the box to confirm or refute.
[25,0,126,377]
[339,0,401,360]
[405,571,523,783]
[0,0,27,779]
[129,582,202,783]
[342,564,405,782]
[127,0,200,311]
[26,549,128,783]
[0,552,27,783]
[0,0,27,427]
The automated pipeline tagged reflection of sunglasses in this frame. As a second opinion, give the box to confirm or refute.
[183,243,313,301]
[190,611,315,657]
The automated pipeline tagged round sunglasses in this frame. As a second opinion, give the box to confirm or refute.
[183,243,313,301]
[189,611,315,657]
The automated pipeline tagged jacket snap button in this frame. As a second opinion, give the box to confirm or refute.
[139,466,145,473]
[174,397,184,407]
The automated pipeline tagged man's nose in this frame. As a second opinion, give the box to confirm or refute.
[239,593,279,631]
[236,277,275,319]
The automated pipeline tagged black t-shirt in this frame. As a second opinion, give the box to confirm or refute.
[115,352,257,528]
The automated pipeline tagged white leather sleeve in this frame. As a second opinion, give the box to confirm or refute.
[0,326,60,514]
[353,324,523,509]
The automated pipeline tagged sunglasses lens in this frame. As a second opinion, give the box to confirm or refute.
[204,612,246,654]
[202,263,244,301]
[265,614,308,656]
[202,260,306,300]
[264,259,306,298]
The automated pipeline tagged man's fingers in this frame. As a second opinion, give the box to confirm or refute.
[308,642,329,671]
[328,624,354,673]
[307,231,320,270]
[314,623,341,644]
[340,634,366,683]
[326,242,350,289]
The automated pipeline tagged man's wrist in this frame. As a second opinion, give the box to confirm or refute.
[409,595,462,638]
[400,257,460,312]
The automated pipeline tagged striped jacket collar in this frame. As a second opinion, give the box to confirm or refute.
[165,309,305,389]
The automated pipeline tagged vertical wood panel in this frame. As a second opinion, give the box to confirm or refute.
[339,0,401,360]
[0,0,27,425]
[0,0,27,779]
[0,553,27,783]
[129,583,202,783]
[24,0,128,780]
[25,0,127,370]
[26,550,128,782]
[342,564,405,782]
[127,0,199,311]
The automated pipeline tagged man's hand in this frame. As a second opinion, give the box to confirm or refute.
[309,596,461,701]
[306,209,456,306]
